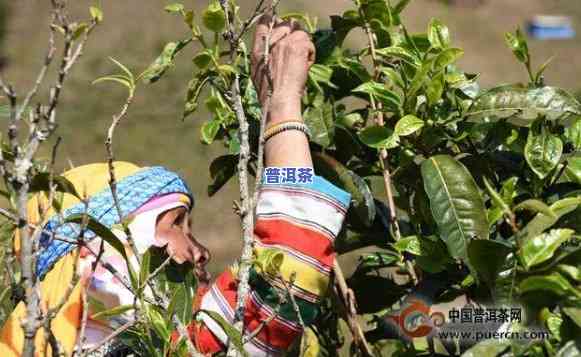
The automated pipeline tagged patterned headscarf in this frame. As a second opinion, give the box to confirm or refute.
[1,161,194,356]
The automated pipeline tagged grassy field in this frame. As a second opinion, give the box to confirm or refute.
[2,0,580,277]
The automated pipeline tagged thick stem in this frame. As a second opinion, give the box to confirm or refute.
[19,183,41,357]
[220,1,275,355]
[226,74,255,357]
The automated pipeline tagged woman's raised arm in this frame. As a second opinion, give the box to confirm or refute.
[251,15,315,168]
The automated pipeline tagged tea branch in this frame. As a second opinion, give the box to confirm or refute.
[104,82,141,264]
[360,8,418,285]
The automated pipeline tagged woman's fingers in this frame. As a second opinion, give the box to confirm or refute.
[252,14,314,105]
[253,17,300,61]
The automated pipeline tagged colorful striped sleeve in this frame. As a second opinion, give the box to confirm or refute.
[193,175,351,356]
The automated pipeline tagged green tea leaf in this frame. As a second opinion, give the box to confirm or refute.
[147,305,171,341]
[373,340,409,356]
[89,6,103,23]
[408,57,435,97]
[415,237,453,273]
[468,239,512,285]
[164,3,184,13]
[167,272,196,324]
[355,252,400,275]
[64,214,127,260]
[254,248,285,276]
[108,57,134,82]
[183,74,209,119]
[461,339,510,357]
[556,340,581,357]
[520,196,581,240]
[71,22,89,40]
[358,125,393,149]
[313,29,337,64]
[505,28,529,64]
[183,10,196,30]
[142,40,190,83]
[394,236,453,273]
[535,55,555,83]
[193,50,213,69]
[562,307,581,328]
[483,176,512,221]
[434,48,463,71]
[360,0,394,29]
[519,273,580,298]
[30,173,81,199]
[381,67,405,89]
[467,85,581,125]
[303,102,334,148]
[564,116,581,150]
[352,81,401,112]
[559,157,581,185]
[90,304,133,321]
[557,264,581,282]
[309,64,335,87]
[514,199,556,218]
[375,46,421,67]
[525,128,563,179]
[520,229,574,269]
[197,310,249,357]
[394,115,424,136]
[421,155,489,263]
[312,152,376,227]
[394,0,412,14]
[92,75,133,92]
[200,120,220,145]
[202,0,226,33]
[428,18,450,49]
[346,274,406,314]
[426,72,444,105]
[394,235,422,255]
[208,155,237,196]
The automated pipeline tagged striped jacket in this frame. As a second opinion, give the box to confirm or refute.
[192,176,351,355]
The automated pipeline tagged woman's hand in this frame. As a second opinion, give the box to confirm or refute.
[251,15,315,123]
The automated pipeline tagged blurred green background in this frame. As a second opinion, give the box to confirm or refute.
[1,0,581,276]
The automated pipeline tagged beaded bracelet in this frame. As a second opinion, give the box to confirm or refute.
[263,120,311,142]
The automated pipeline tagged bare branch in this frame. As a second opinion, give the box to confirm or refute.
[332,260,373,357]
[104,89,142,263]
[16,14,57,122]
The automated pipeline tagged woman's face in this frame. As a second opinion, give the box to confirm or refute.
[155,206,211,286]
